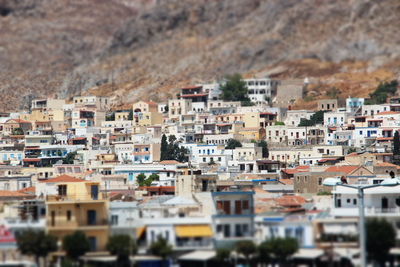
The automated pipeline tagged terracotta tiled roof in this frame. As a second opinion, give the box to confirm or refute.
[160,160,180,165]
[5,119,31,124]
[275,195,306,207]
[145,101,158,107]
[378,111,400,115]
[346,152,359,157]
[375,162,400,169]
[377,137,393,141]
[324,165,359,174]
[0,190,30,197]
[18,186,35,194]
[41,174,85,183]
[279,179,294,185]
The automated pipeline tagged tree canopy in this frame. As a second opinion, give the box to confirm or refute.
[236,240,257,264]
[148,236,173,260]
[62,151,78,164]
[160,134,189,162]
[298,110,325,126]
[107,235,137,267]
[63,231,90,261]
[394,131,400,156]
[220,74,252,105]
[16,230,57,266]
[366,218,396,265]
[225,139,242,149]
[365,80,398,105]
[258,140,269,158]
[261,237,298,264]
[11,127,24,135]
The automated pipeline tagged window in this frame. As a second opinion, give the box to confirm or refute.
[58,185,67,196]
[318,178,322,185]
[67,210,72,221]
[111,215,118,225]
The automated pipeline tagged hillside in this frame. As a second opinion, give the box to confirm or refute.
[0,0,400,110]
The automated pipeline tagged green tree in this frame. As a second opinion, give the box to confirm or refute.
[16,230,57,267]
[225,139,242,149]
[366,80,398,104]
[107,235,137,267]
[63,231,90,263]
[347,147,357,154]
[149,236,173,262]
[236,240,257,265]
[298,110,325,126]
[274,121,285,126]
[148,173,160,181]
[11,127,24,135]
[220,74,250,103]
[160,134,169,161]
[62,151,77,164]
[394,131,400,156]
[160,135,189,162]
[136,173,146,187]
[128,110,133,120]
[106,112,115,121]
[258,140,269,158]
[262,237,298,265]
[366,218,396,266]
[257,241,272,266]
[215,248,231,264]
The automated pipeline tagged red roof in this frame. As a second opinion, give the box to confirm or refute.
[0,190,30,198]
[181,93,208,98]
[275,195,306,207]
[5,119,31,124]
[325,165,359,174]
[23,158,41,162]
[181,86,202,90]
[145,101,158,107]
[377,137,393,141]
[18,186,35,194]
[41,175,85,183]
[71,137,86,141]
[378,111,400,115]
[160,160,180,165]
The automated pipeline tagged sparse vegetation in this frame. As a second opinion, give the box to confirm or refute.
[325,87,340,98]
[365,80,398,104]
[298,110,325,126]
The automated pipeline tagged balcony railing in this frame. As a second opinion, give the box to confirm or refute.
[46,193,107,202]
[49,218,108,228]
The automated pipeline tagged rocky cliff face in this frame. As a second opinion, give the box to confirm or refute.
[0,0,399,110]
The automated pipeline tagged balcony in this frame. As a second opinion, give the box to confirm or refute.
[175,239,212,250]
[46,193,107,203]
[48,218,109,230]
[332,206,400,217]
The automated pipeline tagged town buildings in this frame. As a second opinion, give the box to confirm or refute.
[0,79,400,266]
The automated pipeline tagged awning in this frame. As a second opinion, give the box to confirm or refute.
[179,250,216,261]
[136,227,146,239]
[292,248,324,259]
[175,225,213,238]
[323,223,357,234]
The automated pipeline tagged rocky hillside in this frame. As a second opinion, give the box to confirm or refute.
[0,0,400,111]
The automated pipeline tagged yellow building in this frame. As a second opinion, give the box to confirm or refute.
[132,101,163,126]
[46,176,109,252]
